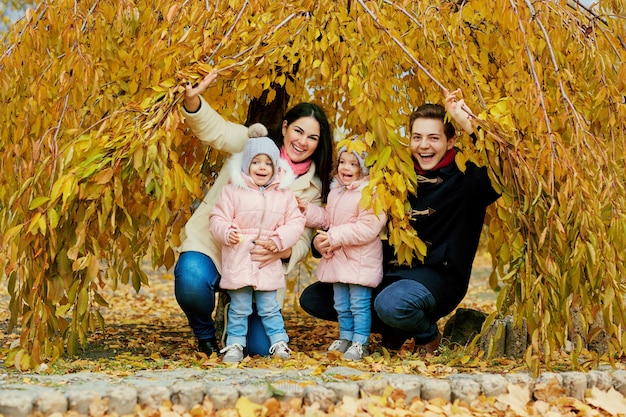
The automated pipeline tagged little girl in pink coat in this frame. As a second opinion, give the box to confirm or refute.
[210,124,305,363]
[301,138,387,360]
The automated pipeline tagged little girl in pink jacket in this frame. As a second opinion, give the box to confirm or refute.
[301,138,387,361]
[210,124,305,363]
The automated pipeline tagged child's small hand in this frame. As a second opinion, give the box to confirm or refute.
[228,231,242,245]
[296,197,307,213]
[314,230,330,250]
[266,241,279,253]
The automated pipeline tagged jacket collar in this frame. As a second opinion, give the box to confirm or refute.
[331,175,369,191]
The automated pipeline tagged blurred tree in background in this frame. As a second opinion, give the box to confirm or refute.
[0,0,31,32]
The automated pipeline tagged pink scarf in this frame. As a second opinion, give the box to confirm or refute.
[280,146,312,177]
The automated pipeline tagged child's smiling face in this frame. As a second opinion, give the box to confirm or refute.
[248,154,274,186]
[337,152,362,186]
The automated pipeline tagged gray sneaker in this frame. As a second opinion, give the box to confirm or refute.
[327,339,351,353]
[343,342,366,361]
[269,341,291,359]
[220,343,244,363]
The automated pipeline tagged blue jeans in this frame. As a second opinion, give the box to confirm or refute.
[374,280,439,344]
[174,251,220,341]
[333,283,372,345]
[174,251,271,354]
[226,287,288,347]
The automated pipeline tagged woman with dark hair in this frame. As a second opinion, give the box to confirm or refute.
[175,69,334,356]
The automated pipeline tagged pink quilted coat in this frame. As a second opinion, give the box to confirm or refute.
[305,177,387,288]
[210,154,306,291]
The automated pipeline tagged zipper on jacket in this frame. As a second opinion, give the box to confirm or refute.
[255,186,267,241]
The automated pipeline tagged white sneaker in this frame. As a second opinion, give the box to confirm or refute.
[343,342,365,361]
[269,341,291,359]
[220,343,244,363]
[327,339,351,353]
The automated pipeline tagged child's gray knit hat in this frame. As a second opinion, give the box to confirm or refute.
[242,123,280,178]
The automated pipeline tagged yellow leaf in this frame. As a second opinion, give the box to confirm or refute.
[29,196,50,210]
[94,168,115,185]
[67,331,79,356]
[133,147,144,170]
[267,88,276,103]
[28,213,42,235]
[376,146,392,169]
[38,214,47,235]
[18,351,32,372]
[495,383,531,415]
[128,80,138,94]
[87,255,100,279]
[585,241,596,265]
[50,178,66,204]
[235,397,264,417]
[140,96,153,109]
[455,151,467,172]
[62,177,76,210]
[77,287,89,317]
[48,209,59,229]
[320,61,330,79]
[4,225,23,242]
[160,78,175,88]
[586,387,626,415]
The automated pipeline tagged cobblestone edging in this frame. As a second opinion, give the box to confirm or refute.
[1,367,626,416]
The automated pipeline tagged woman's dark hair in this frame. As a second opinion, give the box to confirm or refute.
[408,103,456,140]
[269,102,333,202]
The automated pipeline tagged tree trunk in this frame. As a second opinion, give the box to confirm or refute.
[245,81,289,129]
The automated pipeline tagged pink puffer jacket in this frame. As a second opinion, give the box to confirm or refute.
[305,177,387,288]
[210,155,305,291]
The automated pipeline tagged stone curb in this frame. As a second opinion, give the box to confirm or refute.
[1,367,626,416]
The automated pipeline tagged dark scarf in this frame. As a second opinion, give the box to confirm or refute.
[413,148,457,175]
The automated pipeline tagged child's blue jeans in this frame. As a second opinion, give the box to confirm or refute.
[226,287,288,348]
[333,283,372,345]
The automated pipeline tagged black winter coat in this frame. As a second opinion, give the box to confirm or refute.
[386,156,500,317]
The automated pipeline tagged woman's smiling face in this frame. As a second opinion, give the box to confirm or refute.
[410,118,456,171]
[281,116,321,163]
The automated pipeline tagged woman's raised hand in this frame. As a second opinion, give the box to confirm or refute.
[183,69,218,113]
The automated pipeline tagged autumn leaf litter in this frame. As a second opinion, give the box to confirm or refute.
[2,257,626,416]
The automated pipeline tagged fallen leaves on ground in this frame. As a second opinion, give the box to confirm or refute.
[1,258,522,377]
[2,256,626,416]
